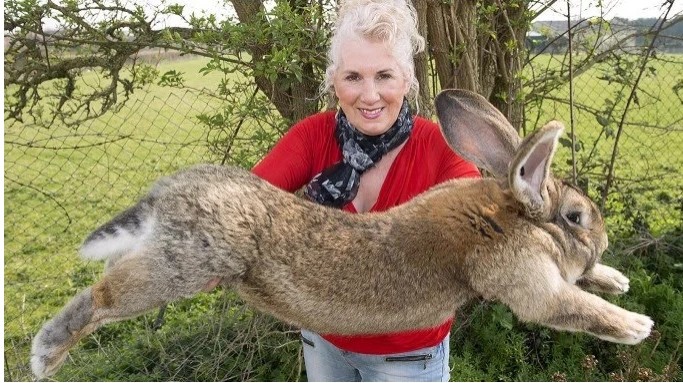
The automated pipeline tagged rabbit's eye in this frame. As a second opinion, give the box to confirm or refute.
[566,211,582,225]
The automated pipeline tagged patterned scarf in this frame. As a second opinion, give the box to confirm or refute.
[305,99,413,208]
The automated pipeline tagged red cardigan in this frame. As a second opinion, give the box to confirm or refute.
[252,110,480,354]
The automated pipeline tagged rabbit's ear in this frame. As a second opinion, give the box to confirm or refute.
[435,89,521,177]
[509,121,564,217]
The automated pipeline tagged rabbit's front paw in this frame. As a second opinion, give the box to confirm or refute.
[598,311,654,345]
[621,311,654,344]
[599,264,630,294]
[581,264,630,295]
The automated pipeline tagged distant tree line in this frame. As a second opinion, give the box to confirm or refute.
[529,15,683,54]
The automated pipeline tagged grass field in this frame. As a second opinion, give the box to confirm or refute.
[524,53,683,233]
[4,57,229,380]
[4,54,683,381]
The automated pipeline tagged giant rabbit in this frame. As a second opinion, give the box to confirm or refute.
[31,89,653,378]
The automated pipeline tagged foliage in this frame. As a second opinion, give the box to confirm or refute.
[4,0,560,138]
[3,0,331,127]
[4,0,683,382]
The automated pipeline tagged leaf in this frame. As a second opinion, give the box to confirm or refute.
[596,114,610,127]
[559,136,583,152]
[559,136,573,149]
[492,304,514,330]
[158,70,184,87]
[165,4,184,15]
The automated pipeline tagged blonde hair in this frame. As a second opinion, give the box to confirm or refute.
[322,0,425,108]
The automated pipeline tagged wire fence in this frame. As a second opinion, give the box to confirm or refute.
[4,49,683,380]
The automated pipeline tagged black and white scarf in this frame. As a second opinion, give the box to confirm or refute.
[304,99,413,208]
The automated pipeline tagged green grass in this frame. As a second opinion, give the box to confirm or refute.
[524,53,683,234]
[4,54,683,381]
[4,56,229,380]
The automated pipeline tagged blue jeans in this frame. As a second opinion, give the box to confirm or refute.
[300,329,450,382]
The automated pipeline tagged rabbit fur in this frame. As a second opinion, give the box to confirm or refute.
[31,89,653,379]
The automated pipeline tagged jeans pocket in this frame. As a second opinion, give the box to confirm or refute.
[385,353,433,363]
[300,333,315,348]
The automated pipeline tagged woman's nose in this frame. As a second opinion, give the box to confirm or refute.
[359,80,381,103]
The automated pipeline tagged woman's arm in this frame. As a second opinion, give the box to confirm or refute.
[252,112,335,192]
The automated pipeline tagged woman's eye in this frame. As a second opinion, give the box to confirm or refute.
[377,73,393,80]
[566,211,581,225]
[345,74,360,81]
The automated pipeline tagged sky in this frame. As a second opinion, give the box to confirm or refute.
[39,0,683,31]
[534,0,682,21]
[163,0,682,22]
[148,0,682,27]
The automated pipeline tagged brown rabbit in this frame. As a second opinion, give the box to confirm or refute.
[31,89,653,379]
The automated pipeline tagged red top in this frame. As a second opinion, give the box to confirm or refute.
[252,110,480,354]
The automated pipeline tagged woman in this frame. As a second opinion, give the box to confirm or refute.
[252,0,480,381]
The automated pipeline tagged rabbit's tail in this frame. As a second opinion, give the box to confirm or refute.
[80,200,154,261]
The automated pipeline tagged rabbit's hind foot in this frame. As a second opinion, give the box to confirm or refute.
[31,287,96,379]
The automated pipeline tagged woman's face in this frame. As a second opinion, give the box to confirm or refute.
[333,36,410,136]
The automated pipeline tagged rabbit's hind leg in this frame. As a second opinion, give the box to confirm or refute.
[31,285,99,379]
[30,255,209,379]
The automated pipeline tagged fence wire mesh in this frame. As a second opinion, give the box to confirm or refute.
[4,47,683,383]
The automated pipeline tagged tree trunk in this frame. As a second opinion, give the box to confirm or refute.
[232,0,321,123]
[449,0,481,93]
[412,0,433,117]
[420,0,529,132]
[427,1,455,90]
[487,0,528,131]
